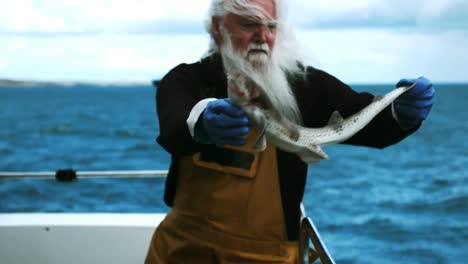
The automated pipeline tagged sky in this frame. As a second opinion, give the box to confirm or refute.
[1,0,467,84]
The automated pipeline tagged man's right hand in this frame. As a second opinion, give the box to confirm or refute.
[196,99,249,146]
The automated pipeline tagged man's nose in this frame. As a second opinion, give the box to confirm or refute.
[253,26,269,43]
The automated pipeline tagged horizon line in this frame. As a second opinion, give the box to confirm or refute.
[1,78,467,87]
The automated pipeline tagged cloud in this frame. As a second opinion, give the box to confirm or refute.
[296,28,468,83]
[1,0,467,36]
[1,0,467,83]
[0,33,209,82]
[2,27,466,83]
[0,0,210,35]
[290,0,468,30]
[0,1,67,33]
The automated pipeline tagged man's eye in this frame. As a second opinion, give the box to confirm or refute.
[241,22,259,29]
[267,23,277,31]
[239,20,277,32]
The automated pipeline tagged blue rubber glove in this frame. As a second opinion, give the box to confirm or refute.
[394,76,435,129]
[195,99,249,146]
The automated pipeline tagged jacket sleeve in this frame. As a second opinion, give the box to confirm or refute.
[156,63,205,156]
[303,68,419,149]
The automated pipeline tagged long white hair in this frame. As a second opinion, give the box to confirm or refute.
[204,0,305,123]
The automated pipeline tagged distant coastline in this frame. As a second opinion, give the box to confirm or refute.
[0,78,158,87]
[0,78,59,87]
[1,78,463,88]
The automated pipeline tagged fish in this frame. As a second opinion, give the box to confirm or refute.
[227,71,415,163]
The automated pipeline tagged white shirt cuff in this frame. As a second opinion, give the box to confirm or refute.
[391,102,400,123]
[187,98,218,138]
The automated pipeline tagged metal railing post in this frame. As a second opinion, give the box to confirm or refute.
[299,204,336,264]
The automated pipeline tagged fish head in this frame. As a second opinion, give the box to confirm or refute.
[227,73,260,106]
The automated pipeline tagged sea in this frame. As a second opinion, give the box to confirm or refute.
[0,83,467,264]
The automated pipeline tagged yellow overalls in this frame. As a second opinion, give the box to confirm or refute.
[145,132,305,263]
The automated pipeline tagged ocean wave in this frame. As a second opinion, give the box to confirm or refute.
[41,125,81,135]
[395,247,445,263]
[377,193,468,217]
[125,143,153,151]
[432,194,468,212]
[0,147,14,155]
[114,129,145,139]
[325,214,411,234]
[350,214,395,226]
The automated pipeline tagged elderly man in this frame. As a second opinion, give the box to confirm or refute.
[146,0,435,263]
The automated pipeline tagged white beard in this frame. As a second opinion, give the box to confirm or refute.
[219,27,302,124]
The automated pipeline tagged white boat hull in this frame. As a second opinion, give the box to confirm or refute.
[0,213,165,264]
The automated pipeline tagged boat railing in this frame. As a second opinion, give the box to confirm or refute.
[0,169,168,181]
[2,169,336,263]
[300,205,336,264]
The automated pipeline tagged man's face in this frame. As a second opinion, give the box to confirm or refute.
[221,0,277,66]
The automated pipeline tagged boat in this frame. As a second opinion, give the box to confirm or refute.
[0,170,335,264]
[0,212,163,263]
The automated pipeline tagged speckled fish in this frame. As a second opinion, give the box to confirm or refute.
[228,72,415,163]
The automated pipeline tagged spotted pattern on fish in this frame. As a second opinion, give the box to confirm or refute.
[227,71,415,163]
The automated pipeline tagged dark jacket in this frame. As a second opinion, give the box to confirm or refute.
[155,53,417,240]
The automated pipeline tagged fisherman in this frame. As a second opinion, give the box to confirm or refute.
[146,0,435,263]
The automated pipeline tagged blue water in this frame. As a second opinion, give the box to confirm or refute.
[1,84,467,263]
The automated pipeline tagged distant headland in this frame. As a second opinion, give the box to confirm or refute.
[0,78,160,87]
[0,78,60,87]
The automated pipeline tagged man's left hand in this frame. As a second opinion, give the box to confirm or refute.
[394,76,435,129]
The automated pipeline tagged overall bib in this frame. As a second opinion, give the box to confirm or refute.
[146,132,301,263]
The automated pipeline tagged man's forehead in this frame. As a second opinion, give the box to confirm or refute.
[229,0,276,21]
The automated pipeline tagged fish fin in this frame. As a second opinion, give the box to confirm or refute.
[252,135,267,151]
[310,145,328,160]
[372,95,384,102]
[299,151,327,163]
[327,111,344,126]
[299,145,328,163]
[274,114,300,141]
[299,154,321,164]
[287,124,300,141]
[250,120,267,151]
[246,107,266,130]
